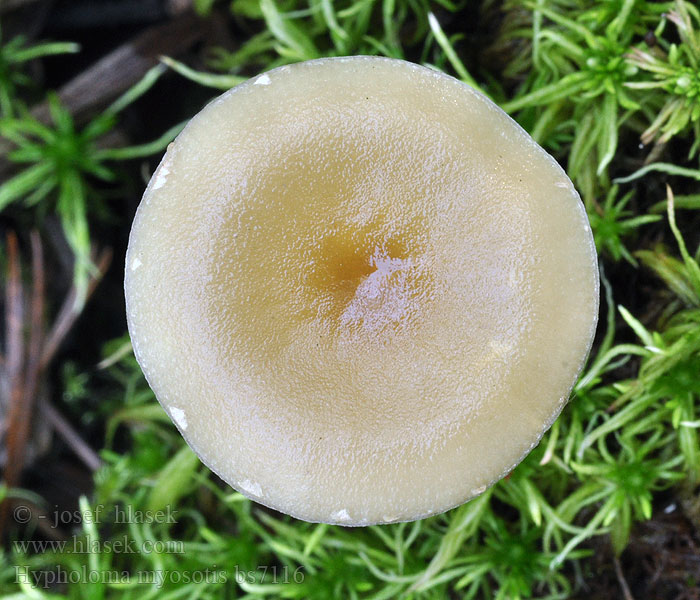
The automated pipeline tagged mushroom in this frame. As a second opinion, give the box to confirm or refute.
[125,56,599,526]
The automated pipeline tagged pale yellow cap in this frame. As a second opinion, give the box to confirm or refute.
[125,56,599,525]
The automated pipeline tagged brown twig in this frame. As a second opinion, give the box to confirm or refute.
[1,232,26,534]
[0,232,48,535]
[40,248,112,371]
[3,232,23,398]
[22,230,44,438]
[44,402,101,472]
[614,555,636,600]
[0,11,208,177]
[1,237,112,538]
[32,12,207,126]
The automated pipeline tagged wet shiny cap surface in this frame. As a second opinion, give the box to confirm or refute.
[125,56,599,525]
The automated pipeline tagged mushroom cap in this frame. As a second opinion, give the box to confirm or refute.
[125,56,599,525]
